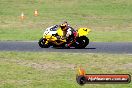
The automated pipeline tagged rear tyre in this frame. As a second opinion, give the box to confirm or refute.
[75,36,89,49]
[38,37,50,48]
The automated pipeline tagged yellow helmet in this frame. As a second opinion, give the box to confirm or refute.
[60,23,68,31]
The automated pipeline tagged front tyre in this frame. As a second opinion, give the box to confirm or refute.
[38,37,50,48]
[75,36,89,49]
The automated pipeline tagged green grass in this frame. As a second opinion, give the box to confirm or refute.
[0,51,131,88]
[89,31,132,42]
[1,28,132,42]
[0,0,132,41]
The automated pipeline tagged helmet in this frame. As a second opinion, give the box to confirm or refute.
[60,23,68,31]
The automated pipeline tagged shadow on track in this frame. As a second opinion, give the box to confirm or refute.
[53,47,96,50]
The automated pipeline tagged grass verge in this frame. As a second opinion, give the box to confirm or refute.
[0,0,132,41]
[0,51,131,88]
[1,28,132,42]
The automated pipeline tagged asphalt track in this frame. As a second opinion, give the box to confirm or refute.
[0,41,132,54]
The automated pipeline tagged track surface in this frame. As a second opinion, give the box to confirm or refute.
[0,41,132,54]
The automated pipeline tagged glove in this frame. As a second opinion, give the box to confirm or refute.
[61,37,66,40]
[56,36,61,40]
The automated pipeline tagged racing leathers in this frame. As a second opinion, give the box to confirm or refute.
[62,27,77,47]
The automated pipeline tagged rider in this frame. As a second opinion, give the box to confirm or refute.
[60,21,77,48]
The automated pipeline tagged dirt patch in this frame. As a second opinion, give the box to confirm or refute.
[20,61,76,70]
[101,63,132,72]
[123,63,132,69]
[0,58,76,71]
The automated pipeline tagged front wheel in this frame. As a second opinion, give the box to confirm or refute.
[38,37,50,48]
[75,36,89,49]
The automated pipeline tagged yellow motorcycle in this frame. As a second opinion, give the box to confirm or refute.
[38,25,91,48]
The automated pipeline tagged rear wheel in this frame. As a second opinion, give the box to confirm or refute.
[75,36,89,49]
[38,37,50,48]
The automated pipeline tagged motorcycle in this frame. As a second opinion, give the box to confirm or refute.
[38,25,91,48]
